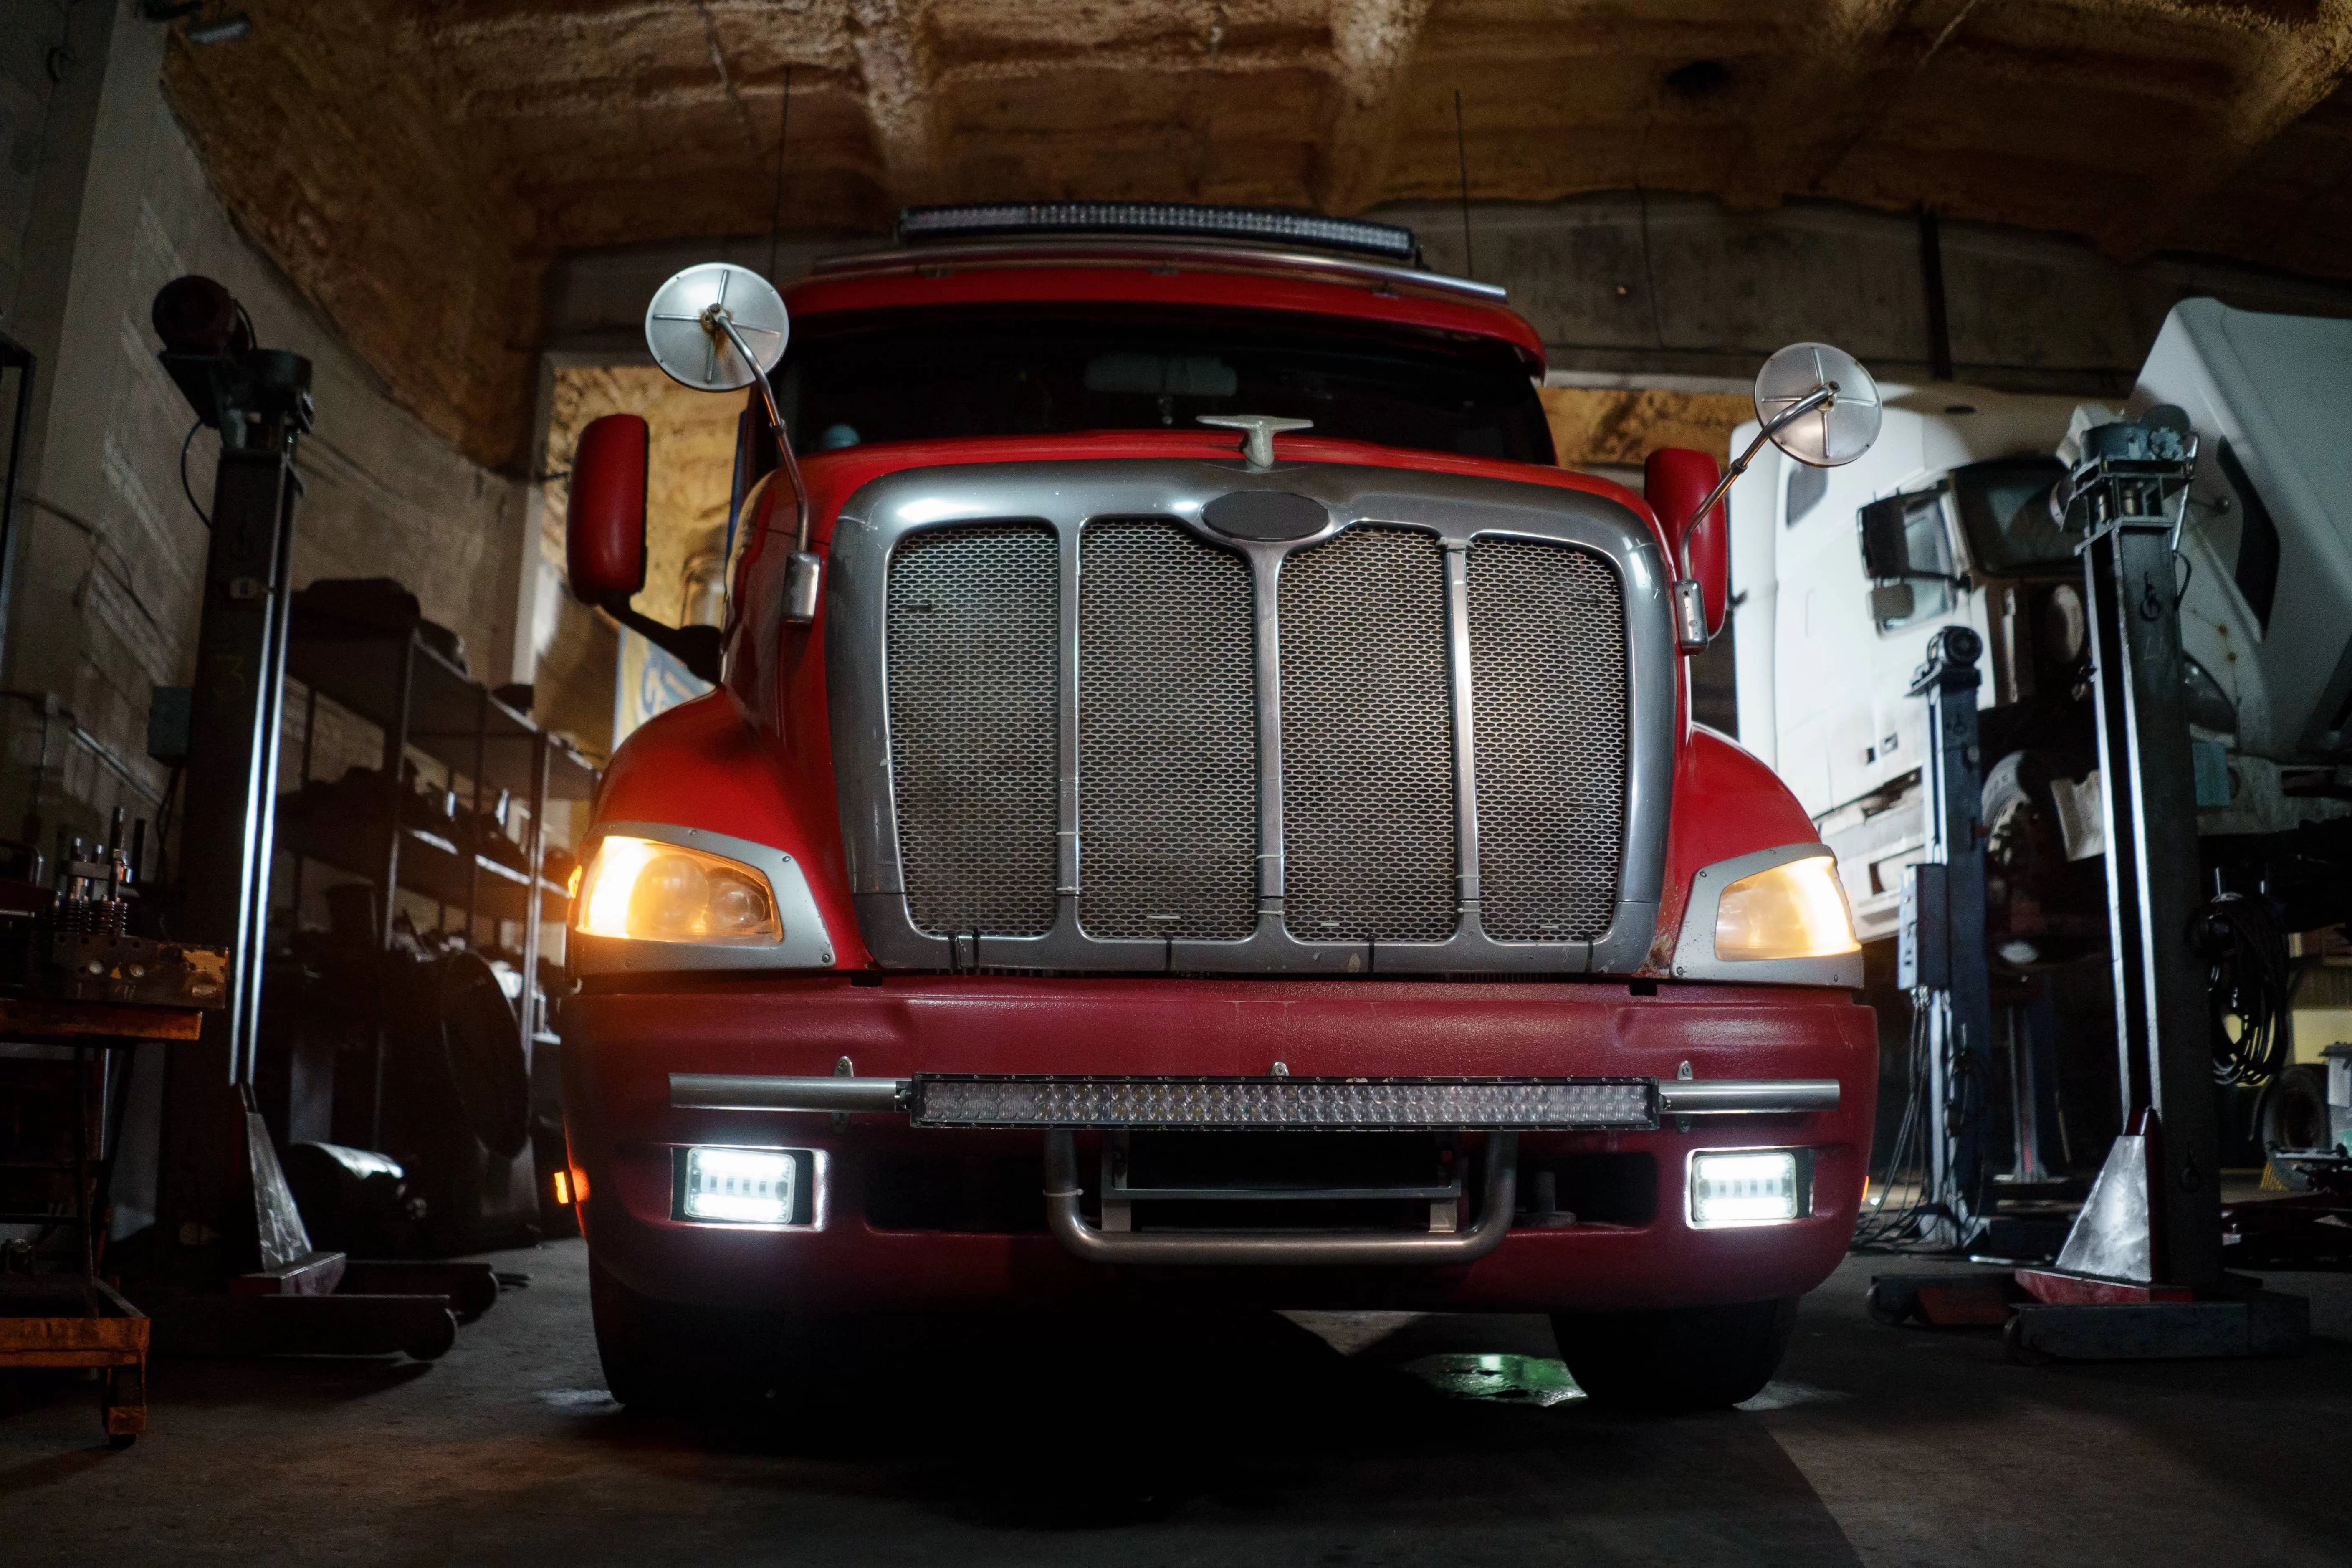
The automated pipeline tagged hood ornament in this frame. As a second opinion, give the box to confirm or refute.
[1198,414,1312,471]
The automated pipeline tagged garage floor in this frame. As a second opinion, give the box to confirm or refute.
[5,1244,2349,1566]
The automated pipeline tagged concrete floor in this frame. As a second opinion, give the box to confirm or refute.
[5,1244,2349,1566]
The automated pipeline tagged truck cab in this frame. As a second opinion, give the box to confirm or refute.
[555,205,1878,1412]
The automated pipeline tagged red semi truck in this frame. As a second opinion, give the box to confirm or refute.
[555,205,1877,1411]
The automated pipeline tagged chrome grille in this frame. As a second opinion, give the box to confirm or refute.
[1077,521,1257,940]
[1277,527,1457,941]
[1469,537,1627,940]
[885,524,1059,937]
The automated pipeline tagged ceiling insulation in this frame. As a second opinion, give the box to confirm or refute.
[163,1,2352,469]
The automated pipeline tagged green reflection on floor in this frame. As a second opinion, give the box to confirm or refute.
[1402,1353,1586,1407]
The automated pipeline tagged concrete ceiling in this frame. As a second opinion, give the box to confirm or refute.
[162,1,2352,470]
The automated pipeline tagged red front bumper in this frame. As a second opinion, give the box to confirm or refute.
[560,976,1876,1316]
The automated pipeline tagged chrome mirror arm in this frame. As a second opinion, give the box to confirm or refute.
[712,309,821,624]
[1682,383,1838,554]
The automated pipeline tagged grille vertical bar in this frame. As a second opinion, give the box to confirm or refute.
[1467,536,1627,940]
[885,524,1060,937]
[1077,521,1257,940]
[1277,526,1457,942]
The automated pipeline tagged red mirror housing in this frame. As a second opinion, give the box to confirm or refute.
[1645,446,1729,639]
[568,414,649,604]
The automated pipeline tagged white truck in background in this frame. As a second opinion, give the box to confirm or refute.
[1730,297,2352,1149]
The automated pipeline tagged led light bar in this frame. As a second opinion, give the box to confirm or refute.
[895,202,1422,264]
[911,1076,1654,1131]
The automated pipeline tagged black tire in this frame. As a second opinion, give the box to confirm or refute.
[1551,1298,1797,1412]
[589,1255,789,1412]
[589,1254,677,1410]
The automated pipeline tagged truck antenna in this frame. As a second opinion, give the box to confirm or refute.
[766,65,792,285]
[1454,89,1474,280]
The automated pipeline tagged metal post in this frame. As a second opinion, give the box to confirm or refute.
[369,634,416,1151]
[177,448,301,1065]
[2080,516,2222,1289]
[0,336,33,674]
[1910,625,1994,1243]
[467,688,486,947]
[518,735,550,1072]
[238,477,298,1085]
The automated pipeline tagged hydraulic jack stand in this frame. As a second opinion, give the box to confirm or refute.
[1876,410,2308,1359]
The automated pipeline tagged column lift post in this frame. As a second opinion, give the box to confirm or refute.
[2055,412,2223,1292]
[1878,411,2307,1355]
[1899,626,1995,1250]
[141,279,480,1361]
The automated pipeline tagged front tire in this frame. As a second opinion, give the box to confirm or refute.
[1550,1298,1798,1411]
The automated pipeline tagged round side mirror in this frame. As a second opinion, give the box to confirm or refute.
[644,263,789,392]
[1755,342,1882,467]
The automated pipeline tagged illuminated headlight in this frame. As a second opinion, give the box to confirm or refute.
[574,835,781,944]
[1689,1150,1806,1227]
[1714,856,1859,961]
[678,1147,810,1226]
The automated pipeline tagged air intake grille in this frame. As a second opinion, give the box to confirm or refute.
[1277,527,1456,942]
[1468,537,1627,940]
[1078,521,1257,940]
[886,524,1060,937]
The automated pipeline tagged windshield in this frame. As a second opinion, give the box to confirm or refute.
[1952,456,2071,573]
[771,303,1554,464]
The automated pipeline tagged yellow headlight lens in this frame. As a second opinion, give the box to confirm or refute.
[1713,855,1858,961]
[573,836,781,945]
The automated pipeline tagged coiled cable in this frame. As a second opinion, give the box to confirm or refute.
[2197,890,2292,1086]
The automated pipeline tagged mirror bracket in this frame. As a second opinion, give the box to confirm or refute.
[1673,580,1709,652]
[599,594,722,686]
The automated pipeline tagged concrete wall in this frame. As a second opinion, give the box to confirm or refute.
[0,2,534,859]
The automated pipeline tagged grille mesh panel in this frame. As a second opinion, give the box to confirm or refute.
[1078,521,1258,940]
[1468,537,1627,940]
[886,524,1060,937]
[1277,527,1457,941]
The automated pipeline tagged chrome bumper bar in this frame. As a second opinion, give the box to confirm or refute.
[668,1072,1839,1122]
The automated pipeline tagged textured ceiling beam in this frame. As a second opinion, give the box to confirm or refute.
[852,0,940,207]
[1316,0,1434,214]
[1720,0,1956,209]
[2099,2,2352,258]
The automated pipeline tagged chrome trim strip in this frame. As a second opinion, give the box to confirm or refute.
[569,821,836,974]
[670,1074,909,1113]
[805,238,1512,303]
[1656,1080,1841,1114]
[828,460,1672,973]
[1044,1128,1518,1266]
[1668,842,1867,989]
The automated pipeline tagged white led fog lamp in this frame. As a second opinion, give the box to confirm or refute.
[676,1146,821,1228]
[1688,1148,1812,1228]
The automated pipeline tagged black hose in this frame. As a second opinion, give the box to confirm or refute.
[2196,891,2293,1086]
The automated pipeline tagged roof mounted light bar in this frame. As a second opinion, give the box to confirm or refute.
[896,202,1423,265]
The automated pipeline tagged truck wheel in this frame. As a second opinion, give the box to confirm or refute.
[589,1255,701,1410]
[1550,1298,1797,1412]
[589,1256,789,1412]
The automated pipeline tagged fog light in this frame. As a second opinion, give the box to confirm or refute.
[682,1147,799,1225]
[1690,1150,1802,1227]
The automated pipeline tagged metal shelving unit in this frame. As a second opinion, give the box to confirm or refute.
[278,604,598,1143]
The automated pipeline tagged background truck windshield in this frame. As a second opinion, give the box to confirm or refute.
[773,303,1555,464]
